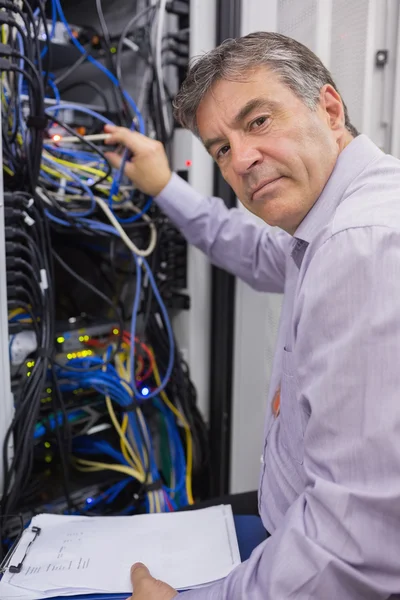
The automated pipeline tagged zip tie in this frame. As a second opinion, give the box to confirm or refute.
[40,269,48,292]
[22,211,35,227]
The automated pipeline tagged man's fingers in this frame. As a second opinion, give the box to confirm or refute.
[104,151,123,170]
[130,562,151,589]
[104,125,146,153]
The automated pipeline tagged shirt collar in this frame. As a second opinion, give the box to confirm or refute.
[293,135,383,246]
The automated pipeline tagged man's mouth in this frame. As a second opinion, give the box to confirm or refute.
[251,177,283,201]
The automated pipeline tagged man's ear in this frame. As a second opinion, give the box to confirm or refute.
[319,84,345,132]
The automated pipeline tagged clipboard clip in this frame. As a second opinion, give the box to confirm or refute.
[0,526,41,575]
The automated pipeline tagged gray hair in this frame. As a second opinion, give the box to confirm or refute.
[173,31,359,138]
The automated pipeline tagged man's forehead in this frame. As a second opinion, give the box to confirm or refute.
[196,68,287,121]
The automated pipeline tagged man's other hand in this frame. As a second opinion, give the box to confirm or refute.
[128,562,178,599]
[104,125,172,197]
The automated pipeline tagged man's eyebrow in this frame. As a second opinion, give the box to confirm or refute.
[203,98,277,153]
[204,135,227,153]
[232,97,276,126]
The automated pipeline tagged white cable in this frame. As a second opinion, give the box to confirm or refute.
[35,186,53,206]
[122,38,140,54]
[44,133,112,144]
[92,195,157,257]
[38,183,156,257]
[95,0,111,46]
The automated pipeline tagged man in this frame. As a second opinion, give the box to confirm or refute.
[104,32,400,599]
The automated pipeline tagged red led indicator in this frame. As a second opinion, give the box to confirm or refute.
[185,160,192,167]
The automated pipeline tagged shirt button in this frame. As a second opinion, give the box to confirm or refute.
[260,454,264,464]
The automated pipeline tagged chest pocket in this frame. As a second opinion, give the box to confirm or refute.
[280,348,304,464]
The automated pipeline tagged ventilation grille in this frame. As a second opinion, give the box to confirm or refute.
[277,0,319,53]
[330,0,370,133]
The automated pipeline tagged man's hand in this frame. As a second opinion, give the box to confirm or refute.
[128,562,178,600]
[104,125,172,196]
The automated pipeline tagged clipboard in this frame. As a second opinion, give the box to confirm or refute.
[0,508,245,600]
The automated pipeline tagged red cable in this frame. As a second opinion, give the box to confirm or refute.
[164,491,174,512]
[123,331,154,382]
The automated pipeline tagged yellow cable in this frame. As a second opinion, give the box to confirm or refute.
[42,152,112,181]
[105,394,144,476]
[120,415,136,467]
[3,164,14,176]
[74,457,143,479]
[1,24,6,90]
[114,355,146,467]
[149,492,154,513]
[42,164,74,181]
[152,354,194,505]
[8,308,25,320]
[155,491,161,513]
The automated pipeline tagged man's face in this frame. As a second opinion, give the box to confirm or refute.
[196,66,352,233]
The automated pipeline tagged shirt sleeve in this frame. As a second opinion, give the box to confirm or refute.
[154,173,289,293]
[181,225,400,600]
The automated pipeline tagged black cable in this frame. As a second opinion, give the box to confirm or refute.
[116,5,157,86]
[95,0,128,124]
[52,250,124,371]
[54,51,89,86]
[45,114,112,186]
[1,189,54,527]
[60,80,111,113]
[0,59,44,190]
[50,364,74,511]
[27,0,51,88]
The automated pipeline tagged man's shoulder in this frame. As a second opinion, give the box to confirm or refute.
[331,151,400,236]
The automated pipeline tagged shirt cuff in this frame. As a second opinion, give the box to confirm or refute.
[154,172,207,225]
[179,579,224,599]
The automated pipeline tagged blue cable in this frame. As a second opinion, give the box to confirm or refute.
[16,33,27,139]
[40,169,81,195]
[53,0,145,133]
[41,155,96,216]
[45,103,115,127]
[9,313,30,322]
[43,111,150,224]
[45,210,75,228]
[108,122,136,209]
[40,0,57,60]
[130,257,175,401]
[46,77,61,116]
[115,195,153,224]
[43,145,105,163]
[155,399,186,496]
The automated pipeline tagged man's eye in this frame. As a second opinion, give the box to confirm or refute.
[216,145,230,159]
[250,116,268,130]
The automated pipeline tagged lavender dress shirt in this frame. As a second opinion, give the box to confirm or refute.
[155,135,400,599]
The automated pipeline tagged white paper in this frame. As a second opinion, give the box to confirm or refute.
[0,505,240,600]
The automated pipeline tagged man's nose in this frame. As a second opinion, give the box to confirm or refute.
[230,141,263,177]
